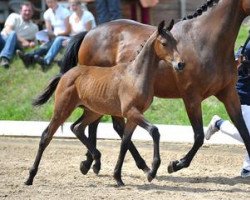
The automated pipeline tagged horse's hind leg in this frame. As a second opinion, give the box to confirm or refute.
[112,116,150,173]
[217,86,250,158]
[71,110,102,175]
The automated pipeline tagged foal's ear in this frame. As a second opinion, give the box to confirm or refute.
[158,20,165,35]
[167,19,174,31]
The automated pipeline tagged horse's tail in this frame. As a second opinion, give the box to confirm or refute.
[59,31,88,74]
[32,73,62,106]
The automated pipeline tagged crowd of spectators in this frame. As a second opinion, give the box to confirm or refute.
[0,0,159,70]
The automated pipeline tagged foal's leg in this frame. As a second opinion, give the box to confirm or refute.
[25,100,76,185]
[80,117,102,175]
[71,110,102,174]
[167,97,204,173]
[112,116,150,173]
[113,111,161,186]
[113,120,137,186]
[128,113,161,182]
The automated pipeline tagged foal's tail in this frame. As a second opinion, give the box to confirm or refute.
[59,31,88,74]
[32,74,62,106]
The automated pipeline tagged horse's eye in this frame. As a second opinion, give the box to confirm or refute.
[162,43,168,47]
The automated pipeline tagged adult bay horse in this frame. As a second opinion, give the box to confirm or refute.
[35,0,250,176]
[25,21,184,186]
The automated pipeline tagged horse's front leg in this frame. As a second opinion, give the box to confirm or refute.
[168,97,204,173]
[217,85,250,158]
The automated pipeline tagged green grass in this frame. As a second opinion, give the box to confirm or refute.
[0,25,248,125]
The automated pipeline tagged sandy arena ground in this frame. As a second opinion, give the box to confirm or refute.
[0,136,250,200]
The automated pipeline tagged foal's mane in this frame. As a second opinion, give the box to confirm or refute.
[182,0,220,20]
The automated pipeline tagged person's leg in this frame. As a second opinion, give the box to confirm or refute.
[0,34,5,51]
[241,105,250,173]
[96,0,110,24]
[108,0,121,21]
[0,31,17,60]
[140,4,150,24]
[43,36,65,65]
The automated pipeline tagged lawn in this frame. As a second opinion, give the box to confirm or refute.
[0,25,248,125]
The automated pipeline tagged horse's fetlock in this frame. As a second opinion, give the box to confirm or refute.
[93,150,101,160]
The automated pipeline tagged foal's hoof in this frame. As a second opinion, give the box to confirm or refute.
[92,163,101,175]
[80,161,91,175]
[24,179,33,186]
[116,179,125,187]
[167,160,179,174]
[142,166,151,174]
[147,171,155,182]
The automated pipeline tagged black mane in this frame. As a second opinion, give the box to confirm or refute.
[183,0,220,20]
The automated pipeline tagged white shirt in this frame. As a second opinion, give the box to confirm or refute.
[69,10,96,36]
[43,5,70,36]
[1,13,38,40]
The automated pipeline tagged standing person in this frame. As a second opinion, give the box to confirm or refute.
[17,0,71,71]
[0,1,38,68]
[205,46,250,178]
[95,0,121,24]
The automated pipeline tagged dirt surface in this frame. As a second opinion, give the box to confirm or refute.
[0,136,250,200]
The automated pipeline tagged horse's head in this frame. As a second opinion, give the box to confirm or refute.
[155,20,185,71]
[242,0,250,16]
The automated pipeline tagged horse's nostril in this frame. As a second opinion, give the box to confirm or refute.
[177,62,185,70]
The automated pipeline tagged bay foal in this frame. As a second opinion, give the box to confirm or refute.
[25,21,184,186]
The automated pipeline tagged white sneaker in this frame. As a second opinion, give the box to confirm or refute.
[241,168,250,178]
[205,115,221,140]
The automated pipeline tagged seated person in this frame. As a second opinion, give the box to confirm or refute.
[0,1,38,68]
[17,0,71,71]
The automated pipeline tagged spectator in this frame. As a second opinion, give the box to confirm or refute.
[0,1,38,68]
[130,0,159,24]
[95,0,121,24]
[69,0,96,35]
[18,0,71,71]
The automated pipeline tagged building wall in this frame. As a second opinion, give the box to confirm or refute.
[150,0,206,25]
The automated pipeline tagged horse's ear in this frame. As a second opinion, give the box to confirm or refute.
[158,20,165,35]
[167,19,174,31]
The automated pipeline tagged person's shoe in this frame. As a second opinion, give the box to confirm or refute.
[241,168,250,178]
[205,115,221,140]
[0,57,10,68]
[34,55,50,72]
[16,50,33,67]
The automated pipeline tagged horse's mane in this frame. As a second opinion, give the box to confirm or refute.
[182,0,220,20]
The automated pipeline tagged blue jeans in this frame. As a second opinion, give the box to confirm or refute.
[44,36,65,64]
[96,0,121,24]
[0,31,17,60]
[31,36,66,64]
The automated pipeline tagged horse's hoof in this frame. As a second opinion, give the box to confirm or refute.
[116,179,125,187]
[80,161,91,175]
[167,160,178,174]
[24,179,33,186]
[92,163,101,175]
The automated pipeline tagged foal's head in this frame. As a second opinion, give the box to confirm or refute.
[155,20,185,71]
